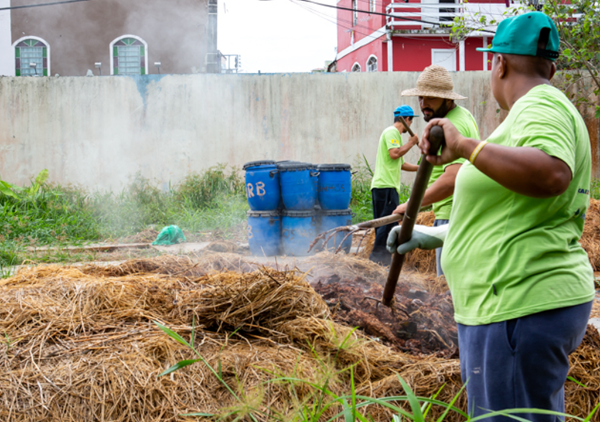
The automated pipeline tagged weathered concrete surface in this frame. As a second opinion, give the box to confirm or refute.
[0,72,595,191]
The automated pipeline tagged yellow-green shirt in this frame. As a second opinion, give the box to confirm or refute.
[371,126,405,192]
[442,84,595,326]
[428,105,480,220]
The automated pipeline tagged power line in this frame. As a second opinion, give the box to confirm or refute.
[291,0,463,50]
[0,0,90,11]
[294,0,497,34]
[291,0,378,39]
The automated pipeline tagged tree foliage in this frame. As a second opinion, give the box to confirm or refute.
[451,0,600,117]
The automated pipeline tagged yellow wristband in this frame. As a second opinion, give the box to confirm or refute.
[469,141,488,164]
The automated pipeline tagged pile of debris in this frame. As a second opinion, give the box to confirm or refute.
[0,255,598,421]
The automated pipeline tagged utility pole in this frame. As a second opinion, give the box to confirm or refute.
[206,0,220,73]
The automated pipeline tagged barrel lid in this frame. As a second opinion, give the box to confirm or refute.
[282,210,316,217]
[243,160,276,170]
[319,209,353,216]
[247,210,281,218]
[277,162,314,171]
[317,163,351,171]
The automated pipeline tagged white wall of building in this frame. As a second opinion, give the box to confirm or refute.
[0,0,13,76]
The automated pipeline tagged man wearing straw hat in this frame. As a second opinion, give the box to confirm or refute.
[388,11,594,421]
[393,65,480,276]
[369,105,419,266]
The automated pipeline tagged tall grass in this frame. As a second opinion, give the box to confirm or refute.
[0,166,248,267]
[592,179,600,200]
[90,166,247,237]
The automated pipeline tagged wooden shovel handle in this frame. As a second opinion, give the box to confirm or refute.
[382,125,445,307]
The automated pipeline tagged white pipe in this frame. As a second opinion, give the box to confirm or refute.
[483,36,488,70]
[387,31,393,72]
[459,40,465,72]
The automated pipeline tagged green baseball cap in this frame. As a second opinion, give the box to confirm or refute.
[477,11,560,61]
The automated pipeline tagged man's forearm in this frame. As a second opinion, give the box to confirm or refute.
[390,143,416,160]
[420,167,457,207]
[401,162,418,172]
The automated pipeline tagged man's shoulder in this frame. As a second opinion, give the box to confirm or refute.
[446,105,479,138]
[381,126,401,137]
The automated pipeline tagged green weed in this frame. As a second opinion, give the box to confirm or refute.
[350,156,411,224]
[154,321,600,421]
[0,166,248,266]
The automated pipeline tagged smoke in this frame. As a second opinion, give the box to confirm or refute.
[11,0,209,76]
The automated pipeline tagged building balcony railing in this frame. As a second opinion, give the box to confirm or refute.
[385,1,508,33]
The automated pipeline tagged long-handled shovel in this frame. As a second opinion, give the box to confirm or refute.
[381,125,445,307]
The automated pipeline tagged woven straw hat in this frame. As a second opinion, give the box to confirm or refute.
[401,65,467,100]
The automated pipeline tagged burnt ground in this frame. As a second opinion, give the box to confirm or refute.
[312,274,458,358]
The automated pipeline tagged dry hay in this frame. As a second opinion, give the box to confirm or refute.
[582,198,600,271]
[79,253,257,278]
[119,228,160,244]
[205,240,240,254]
[0,257,598,421]
[403,211,437,274]
[591,297,600,319]
[355,229,376,259]
[305,251,389,285]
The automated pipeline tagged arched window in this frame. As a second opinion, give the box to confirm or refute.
[13,37,49,76]
[367,56,378,72]
[351,63,361,72]
[110,36,148,75]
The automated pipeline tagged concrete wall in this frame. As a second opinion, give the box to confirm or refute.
[0,0,11,76]
[2,71,592,192]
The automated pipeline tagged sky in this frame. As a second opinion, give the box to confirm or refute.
[218,0,338,73]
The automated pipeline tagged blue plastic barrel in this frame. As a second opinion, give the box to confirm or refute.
[282,210,317,256]
[247,210,281,256]
[278,162,319,210]
[318,209,354,253]
[317,164,352,210]
[244,160,280,211]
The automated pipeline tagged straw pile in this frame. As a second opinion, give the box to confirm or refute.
[356,229,376,259]
[0,256,598,421]
[404,211,437,274]
[582,198,600,271]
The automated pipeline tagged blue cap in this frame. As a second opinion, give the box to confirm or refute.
[394,105,418,118]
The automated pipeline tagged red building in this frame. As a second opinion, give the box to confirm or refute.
[336,0,507,72]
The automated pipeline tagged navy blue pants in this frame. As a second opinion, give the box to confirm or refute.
[369,188,399,266]
[458,301,592,422]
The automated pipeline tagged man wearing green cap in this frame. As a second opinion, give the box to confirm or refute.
[369,105,419,265]
[387,12,594,421]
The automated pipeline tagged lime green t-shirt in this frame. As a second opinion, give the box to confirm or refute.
[428,105,480,220]
[442,84,595,326]
[371,126,406,192]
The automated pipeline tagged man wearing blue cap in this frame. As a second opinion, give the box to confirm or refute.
[369,105,419,265]
[387,11,594,421]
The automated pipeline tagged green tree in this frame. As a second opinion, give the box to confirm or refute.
[451,0,600,117]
